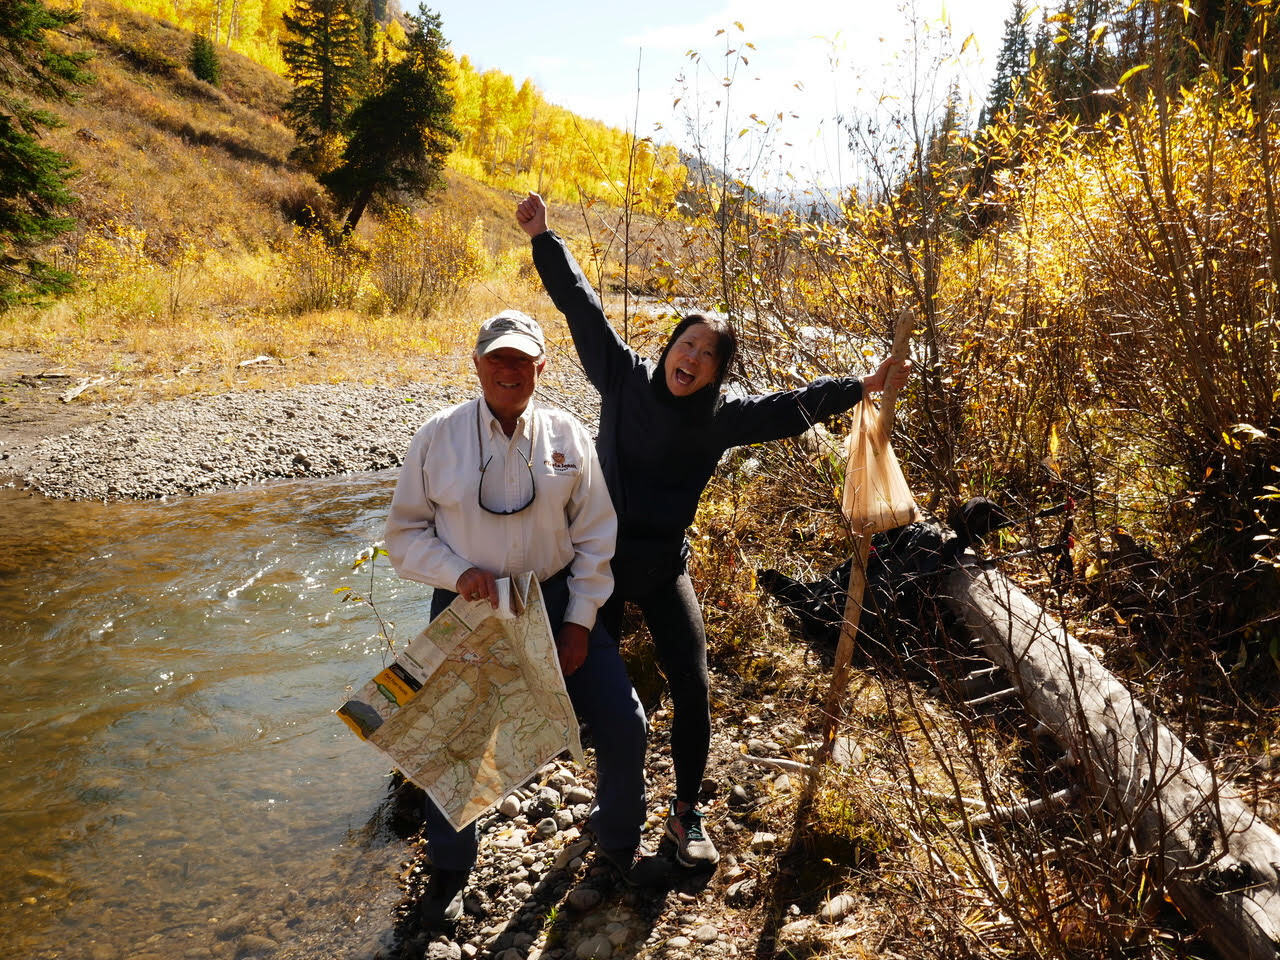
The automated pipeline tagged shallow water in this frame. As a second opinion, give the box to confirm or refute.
[0,475,434,960]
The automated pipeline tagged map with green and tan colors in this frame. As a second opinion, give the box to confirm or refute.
[338,573,583,830]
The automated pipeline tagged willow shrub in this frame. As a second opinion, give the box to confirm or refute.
[280,227,368,313]
[367,206,486,319]
[968,75,1280,651]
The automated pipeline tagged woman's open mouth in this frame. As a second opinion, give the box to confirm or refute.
[673,368,696,387]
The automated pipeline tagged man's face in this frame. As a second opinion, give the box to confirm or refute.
[474,347,545,423]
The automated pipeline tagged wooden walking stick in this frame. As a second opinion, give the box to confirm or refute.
[819,305,916,751]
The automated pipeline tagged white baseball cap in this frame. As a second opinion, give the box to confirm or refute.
[475,311,545,357]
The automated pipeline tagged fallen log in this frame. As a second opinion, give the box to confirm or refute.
[941,561,1280,960]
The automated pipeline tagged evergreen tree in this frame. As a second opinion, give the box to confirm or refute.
[979,0,1032,127]
[280,0,367,159]
[1040,0,1121,120]
[322,6,458,234]
[188,32,221,85]
[0,0,92,306]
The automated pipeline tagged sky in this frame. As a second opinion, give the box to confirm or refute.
[431,0,1015,192]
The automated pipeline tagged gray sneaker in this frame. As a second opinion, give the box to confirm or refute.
[418,868,467,926]
[665,802,720,868]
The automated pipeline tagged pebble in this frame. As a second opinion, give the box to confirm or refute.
[428,943,463,960]
[779,918,816,940]
[563,785,593,805]
[494,829,528,849]
[750,831,778,852]
[212,918,249,941]
[575,934,612,959]
[566,888,602,911]
[235,933,278,956]
[693,924,719,943]
[499,795,522,819]
[666,936,692,949]
[535,817,559,839]
[537,786,562,808]
[819,892,858,923]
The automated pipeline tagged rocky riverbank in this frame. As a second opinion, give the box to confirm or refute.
[0,360,601,501]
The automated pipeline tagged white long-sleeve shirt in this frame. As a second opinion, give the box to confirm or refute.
[385,397,617,629]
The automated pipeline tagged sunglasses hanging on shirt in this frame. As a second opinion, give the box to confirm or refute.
[477,413,536,516]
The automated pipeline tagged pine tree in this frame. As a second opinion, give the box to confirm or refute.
[321,6,458,234]
[0,0,93,306]
[979,0,1032,127]
[280,0,367,161]
[1040,0,1121,120]
[188,32,221,86]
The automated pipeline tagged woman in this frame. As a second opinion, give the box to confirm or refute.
[516,193,909,869]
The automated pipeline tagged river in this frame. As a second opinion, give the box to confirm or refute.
[0,474,431,960]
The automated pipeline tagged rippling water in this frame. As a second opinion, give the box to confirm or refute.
[0,474,435,960]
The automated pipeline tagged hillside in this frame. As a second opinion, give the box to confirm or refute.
[2,0,574,402]
[52,0,307,252]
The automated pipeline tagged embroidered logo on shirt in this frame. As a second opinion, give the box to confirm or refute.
[547,450,579,472]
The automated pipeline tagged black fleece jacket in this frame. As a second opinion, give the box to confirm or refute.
[531,230,865,561]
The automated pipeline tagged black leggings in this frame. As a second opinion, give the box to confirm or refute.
[603,569,710,805]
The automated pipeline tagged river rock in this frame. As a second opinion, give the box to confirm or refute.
[819,892,858,923]
[750,831,777,852]
[563,785,593,805]
[567,887,602,911]
[693,924,719,943]
[726,877,757,904]
[212,917,250,941]
[427,942,463,960]
[536,785,562,808]
[235,933,278,956]
[779,918,816,940]
[575,934,612,959]
[494,828,527,849]
[499,794,522,819]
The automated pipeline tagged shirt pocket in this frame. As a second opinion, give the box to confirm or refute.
[425,448,473,510]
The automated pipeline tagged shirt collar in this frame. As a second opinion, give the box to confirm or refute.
[477,396,536,441]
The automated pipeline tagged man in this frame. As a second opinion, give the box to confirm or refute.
[384,310,649,926]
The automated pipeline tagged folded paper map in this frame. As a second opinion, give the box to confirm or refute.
[337,572,583,830]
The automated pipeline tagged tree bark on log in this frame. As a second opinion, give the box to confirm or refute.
[941,562,1280,960]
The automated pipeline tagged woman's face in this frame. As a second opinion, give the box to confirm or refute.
[663,323,721,397]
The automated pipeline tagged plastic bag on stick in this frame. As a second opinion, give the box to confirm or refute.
[841,400,920,535]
